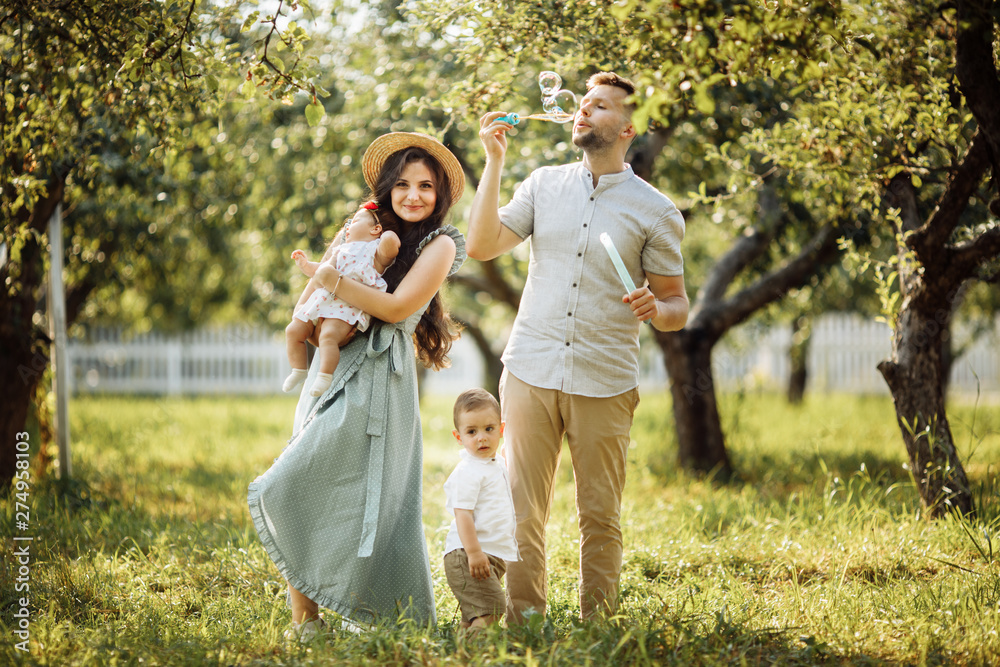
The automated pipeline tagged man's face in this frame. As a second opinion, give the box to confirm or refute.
[572,85,632,151]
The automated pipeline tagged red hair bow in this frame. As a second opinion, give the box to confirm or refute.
[362,201,379,210]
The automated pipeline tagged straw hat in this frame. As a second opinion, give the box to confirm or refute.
[362,132,466,206]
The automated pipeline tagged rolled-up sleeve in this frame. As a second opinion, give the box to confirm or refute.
[642,204,685,277]
[499,175,536,240]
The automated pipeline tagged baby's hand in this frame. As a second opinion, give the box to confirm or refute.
[291,249,308,267]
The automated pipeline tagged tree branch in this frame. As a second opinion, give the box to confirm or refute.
[481,260,520,310]
[18,173,67,232]
[449,273,501,295]
[950,225,1000,276]
[627,127,673,183]
[911,132,990,258]
[885,172,923,236]
[451,264,520,311]
[694,185,781,306]
[449,312,504,392]
[956,0,1000,177]
[712,222,840,333]
[256,0,309,95]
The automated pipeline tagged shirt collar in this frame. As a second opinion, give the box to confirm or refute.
[578,162,635,189]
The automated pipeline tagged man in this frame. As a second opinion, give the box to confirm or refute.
[466,72,689,621]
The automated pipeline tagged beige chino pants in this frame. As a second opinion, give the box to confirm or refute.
[500,370,639,621]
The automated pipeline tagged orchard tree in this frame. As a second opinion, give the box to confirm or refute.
[701,0,1000,515]
[0,0,323,487]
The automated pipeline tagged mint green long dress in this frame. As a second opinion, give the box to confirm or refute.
[248,226,465,626]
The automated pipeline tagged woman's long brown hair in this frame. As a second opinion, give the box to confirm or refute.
[369,146,460,370]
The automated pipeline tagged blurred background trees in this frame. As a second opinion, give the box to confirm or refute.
[3,0,259,485]
[4,0,998,518]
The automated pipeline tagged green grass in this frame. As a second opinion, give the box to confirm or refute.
[2,392,999,665]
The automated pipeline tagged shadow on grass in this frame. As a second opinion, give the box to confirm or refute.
[625,552,941,591]
[438,607,944,667]
[738,447,912,487]
[20,462,252,563]
[1,468,264,651]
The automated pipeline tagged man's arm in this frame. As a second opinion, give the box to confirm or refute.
[624,272,689,332]
[467,112,524,261]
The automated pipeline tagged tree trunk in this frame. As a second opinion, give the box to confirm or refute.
[878,161,982,518]
[656,327,733,479]
[0,235,49,488]
[1,175,66,487]
[878,300,973,517]
[786,315,811,404]
[463,322,503,397]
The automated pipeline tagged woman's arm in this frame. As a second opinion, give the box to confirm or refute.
[314,233,456,323]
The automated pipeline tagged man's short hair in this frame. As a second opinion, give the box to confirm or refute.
[586,71,636,96]
[585,71,637,114]
[453,388,501,428]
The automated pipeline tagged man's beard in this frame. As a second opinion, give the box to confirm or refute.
[573,125,616,152]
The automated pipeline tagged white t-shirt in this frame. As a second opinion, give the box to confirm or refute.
[443,450,519,561]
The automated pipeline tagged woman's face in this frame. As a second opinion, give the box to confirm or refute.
[390,160,437,224]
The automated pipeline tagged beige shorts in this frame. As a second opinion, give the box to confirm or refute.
[443,549,507,623]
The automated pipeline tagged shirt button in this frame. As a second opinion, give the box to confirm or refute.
[590,197,594,201]
[567,312,572,317]
[583,224,587,227]
[573,283,577,287]
[565,342,570,347]
[577,252,582,257]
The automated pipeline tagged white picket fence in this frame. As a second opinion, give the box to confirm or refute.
[636,314,1000,397]
[68,314,1000,397]
[68,325,484,396]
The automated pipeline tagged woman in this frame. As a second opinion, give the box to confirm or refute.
[248,132,466,638]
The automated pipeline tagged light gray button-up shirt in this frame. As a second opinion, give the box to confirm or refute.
[499,161,685,397]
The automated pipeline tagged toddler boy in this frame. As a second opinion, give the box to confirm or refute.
[443,388,519,629]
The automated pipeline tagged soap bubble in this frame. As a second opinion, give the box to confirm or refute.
[538,71,562,96]
[543,89,578,118]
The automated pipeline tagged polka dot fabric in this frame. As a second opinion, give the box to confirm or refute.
[248,226,465,626]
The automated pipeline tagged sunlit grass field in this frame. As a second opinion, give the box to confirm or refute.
[2,391,999,665]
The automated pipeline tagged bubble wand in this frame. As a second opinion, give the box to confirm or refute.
[600,233,655,327]
[496,71,577,125]
[497,111,574,125]
[599,233,636,293]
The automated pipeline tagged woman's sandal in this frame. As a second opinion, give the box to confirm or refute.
[284,616,328,643]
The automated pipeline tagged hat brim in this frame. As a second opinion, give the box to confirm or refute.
[362,132,466,207]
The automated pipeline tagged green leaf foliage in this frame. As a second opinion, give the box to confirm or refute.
[1,0,326,335]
